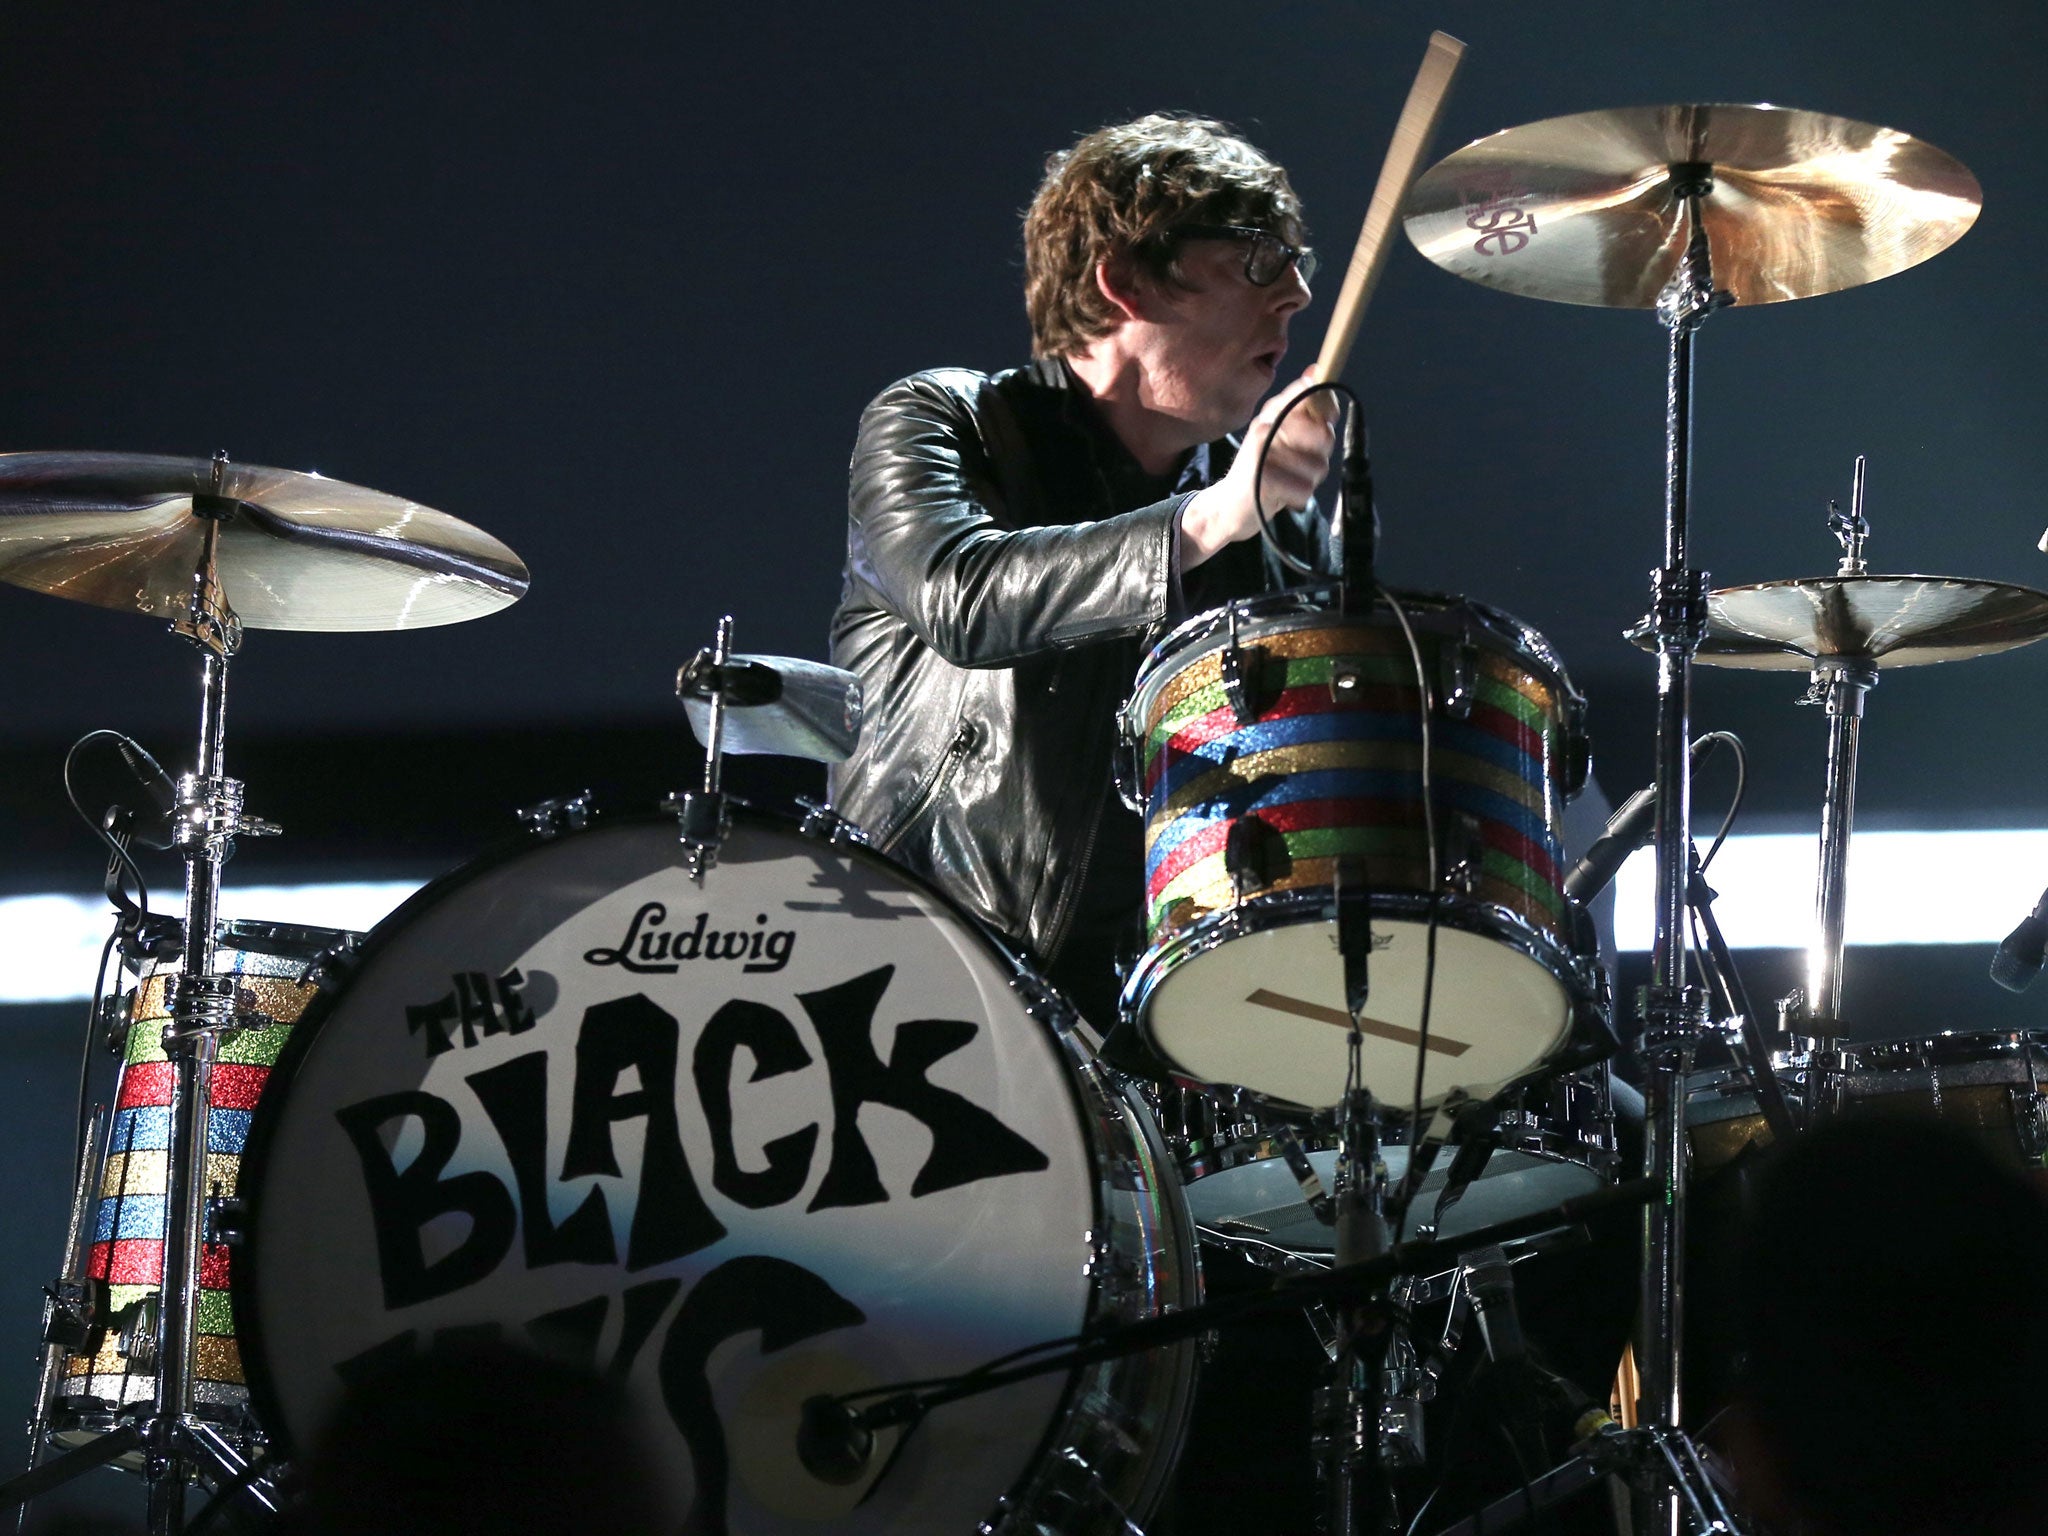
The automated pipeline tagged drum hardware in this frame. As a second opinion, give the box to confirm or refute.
[1406,99,1987,1536]
[794,796,868,849]
[671,614,868,880]
[0,451,527,1532]
[515,788,595,838]
[1663,468,2048,1135]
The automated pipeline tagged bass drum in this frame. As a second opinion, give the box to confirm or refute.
[236,809,1198,1535]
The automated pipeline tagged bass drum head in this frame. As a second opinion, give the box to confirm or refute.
[238,814,1118,1534]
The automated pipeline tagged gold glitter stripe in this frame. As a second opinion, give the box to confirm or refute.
[1140,624,1562,735]
[130,973,318,1031]
[102,1148,167,1198]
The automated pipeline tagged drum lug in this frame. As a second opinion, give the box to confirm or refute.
[795,796,869,849]
[40,1277,104,1351]
[118,1295,160,1372]
[2010,1086,2048,1163]
[1439,629,1478,720]
[206,1196,246,1249]
[1440,810,1487,896]
[1218,605,1265,725]
[1226,814,1286,898]
[515,789,595,839]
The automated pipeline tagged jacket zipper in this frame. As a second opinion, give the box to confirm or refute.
[877,719,977,854]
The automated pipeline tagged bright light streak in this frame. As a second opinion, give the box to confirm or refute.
[1612,830,2048,952]
[0,882,424,1004]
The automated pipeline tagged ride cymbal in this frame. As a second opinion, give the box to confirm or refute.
[0,451,527,631]
[1404,103,1981,309]
[1631,575,2048,670]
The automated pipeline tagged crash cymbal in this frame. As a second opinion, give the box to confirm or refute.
[0,451,527,631]
[1630,575,2048,670]
[1404,103,1981,309]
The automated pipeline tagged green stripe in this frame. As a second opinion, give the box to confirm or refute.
[196,1287,235,1336]
[219,1022,294,1066]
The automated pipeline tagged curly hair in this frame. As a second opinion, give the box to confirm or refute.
[1023,113,1305,360]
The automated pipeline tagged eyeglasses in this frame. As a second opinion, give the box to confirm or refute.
[1170,224,1317,287]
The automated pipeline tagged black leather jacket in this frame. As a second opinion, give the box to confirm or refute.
[828,359,1328,965]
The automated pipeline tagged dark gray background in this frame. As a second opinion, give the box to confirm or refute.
[1,1,2045,1522]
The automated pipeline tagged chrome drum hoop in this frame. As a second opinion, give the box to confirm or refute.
[1120,887,1605,1099]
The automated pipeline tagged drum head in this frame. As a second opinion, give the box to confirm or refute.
[1142,919,1573,1109]
[238,814,1103,1534]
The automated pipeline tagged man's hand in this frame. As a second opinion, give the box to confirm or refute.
[1179,370,1337,570]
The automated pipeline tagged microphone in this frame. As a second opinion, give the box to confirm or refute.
[69,733,179,849]
[1990,888,2048,992]
[1561,735,1720,905]
[1460,1245,1527,1364]
[1339,405,1377,595]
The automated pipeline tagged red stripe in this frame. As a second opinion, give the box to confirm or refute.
[1484,820,1560,886]
[200,1244,231,1291]
[1148,798,1429,901]
[101,1239,165,1286]
[1467,699,1543,761]
[1149,798,1562,903]
[117,1060,174,1109]
[209,1063,270,1112]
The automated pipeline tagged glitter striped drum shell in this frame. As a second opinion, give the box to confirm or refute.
[1117,591,1597,1111]
[49,920,355,1454]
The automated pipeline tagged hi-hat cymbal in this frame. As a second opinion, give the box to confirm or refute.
[1629,575,2048,670]
[0,451,528,631]
[1404,103,1981,309]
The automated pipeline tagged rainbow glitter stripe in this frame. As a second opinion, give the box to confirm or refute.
[1131,613,1571,943]
[66,958,307,1414]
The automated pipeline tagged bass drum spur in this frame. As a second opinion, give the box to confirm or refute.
[234,806,1198,1536]
[1119,590,1602,1110]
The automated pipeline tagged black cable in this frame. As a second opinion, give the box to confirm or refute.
[1693,730,1747,874]
[71,928,119,1214]
[62,731,153,917]
[1378,589,1441,1235]
[1247,380,1358,582]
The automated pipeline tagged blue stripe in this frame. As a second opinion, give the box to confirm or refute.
[95,1196,166,1242]
[208,1109,252,1155]
[113,1106,170,1154]
[1145,768,1559,877]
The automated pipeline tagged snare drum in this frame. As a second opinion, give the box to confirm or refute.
[1151,1074,1617,1262]
[1120,590,1597,1110]
[50,919,353,1452]
[236,807,1198,1535]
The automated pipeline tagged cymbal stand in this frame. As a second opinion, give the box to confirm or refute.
[1634,170,1740,1536]
[1317,1085,1392,1536]
[1790,459,1876,1120]
[0,460,282,1532]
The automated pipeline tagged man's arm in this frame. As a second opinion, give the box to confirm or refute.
[846,371,1184,669]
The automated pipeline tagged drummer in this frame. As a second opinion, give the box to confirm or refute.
[828,112,1336,1055]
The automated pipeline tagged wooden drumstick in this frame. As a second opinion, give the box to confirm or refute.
[1313,30,1466,384]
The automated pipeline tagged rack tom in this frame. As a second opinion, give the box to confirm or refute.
[1119,591,1596,1110]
